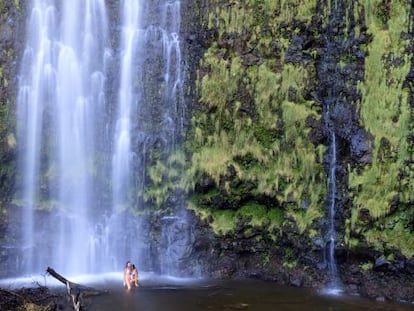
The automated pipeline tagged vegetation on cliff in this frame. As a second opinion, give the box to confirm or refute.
[0,0,20,206]
[148,0,414,266]
[348,0,414,258]
[178,0,327,239]
[0,0,412,299]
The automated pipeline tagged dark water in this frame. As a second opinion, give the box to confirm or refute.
[80,276,414,311]
[2,273,413,310]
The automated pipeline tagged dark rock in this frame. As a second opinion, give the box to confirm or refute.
[242,53,261,66]
[358,208,371,222]
[307,115,326,145]
[373,256,391,272]
[350,128,373,165]
[0,24,13,45]
[406,257,414,274]
[186,33,197,44]
[346,284,359,295]
[290,277,302,287]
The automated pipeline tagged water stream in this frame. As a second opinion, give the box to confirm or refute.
[13,0,188,277]
[112,0,184,217]
[326,129,340,292]
[107,0,188,274]
[16,0,109,275]
[317,0,350,291]
[112,0,141,210]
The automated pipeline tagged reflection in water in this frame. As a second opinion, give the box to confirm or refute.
[1,275,412,311]
[83,277,412,311]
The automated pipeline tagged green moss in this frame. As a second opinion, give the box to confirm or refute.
[364,211,414,258]
[359,262,373,271]
[268,207,283,228]
[186,0,327,237]
[145,149,188,209]
[349,1,413,256]
[200,50,242,112]
[282,260,297,269]
[211,209,236,234]
[288,203,324,234]
[238,202,267,226]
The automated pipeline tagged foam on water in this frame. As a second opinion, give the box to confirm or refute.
[320,286,344,296]
[0,271,202,289]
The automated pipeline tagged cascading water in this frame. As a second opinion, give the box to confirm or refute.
[104,0,146,271]
[326,129,340,291]
[112,0,141,210]
[317,0,353,293]
[107,0,189,276]
[158,0,189,276]
[15,0,109,275]
[12,0,191,278]
[111,0,185,211]
[161,0,185,139]
[112,0,184,212]
[320,79,343,294]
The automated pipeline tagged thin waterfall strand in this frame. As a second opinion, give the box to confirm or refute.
[328,130,338,282]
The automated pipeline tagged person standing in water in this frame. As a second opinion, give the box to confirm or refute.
[131,264,140,287]
[123,261,133,290]
[123,261,140,289]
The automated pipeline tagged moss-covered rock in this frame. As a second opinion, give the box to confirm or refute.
[172,0,414,302]
[0,0,21,206]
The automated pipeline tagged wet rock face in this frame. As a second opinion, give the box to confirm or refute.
[0,0,412,304]
[0,1,24,272]
[146,206,414,302]
[350,128,373,165]
[179,0,414,304]
[341,261,414,302]
[174,211,329,289]
[0,1,20,173]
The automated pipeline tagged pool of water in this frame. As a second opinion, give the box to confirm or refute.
[2,273,413,311]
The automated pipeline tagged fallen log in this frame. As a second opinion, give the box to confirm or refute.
[46,267,95,291]
[46,267,105,311]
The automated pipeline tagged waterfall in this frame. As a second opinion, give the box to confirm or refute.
[13,0,189,277]
[161,0,185,140]
[112,0,141,210]
[327,130,340,290]
[157,0,189,276]
[107,0,188,275]
[16,0,109,275]
[316,0,349,293]
[112,0,184,212]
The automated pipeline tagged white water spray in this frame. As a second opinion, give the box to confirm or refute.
[112,0,142,210]
[13,0,190,278]
[159,0,189,276]
[108,0,188,274]
[161,1,185,140]
[16,0,109,275]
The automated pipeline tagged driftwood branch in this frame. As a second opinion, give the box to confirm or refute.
[46,267,93,291]
[46,267,104,311]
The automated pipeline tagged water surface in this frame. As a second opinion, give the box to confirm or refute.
[2,273,412,311]
[85,275,413,311]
